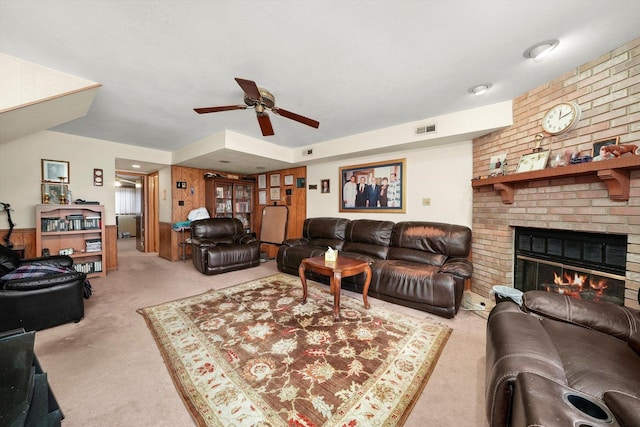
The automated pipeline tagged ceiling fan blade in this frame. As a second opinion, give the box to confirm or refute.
[194,105,247,114]
[256,112,274,136]
[235,78,261,101]
[272,107,320,129]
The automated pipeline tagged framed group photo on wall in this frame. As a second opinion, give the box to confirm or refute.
[339,158,406,213]
[42,159,70,183]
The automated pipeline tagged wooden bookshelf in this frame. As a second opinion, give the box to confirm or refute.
[35,204,106,278]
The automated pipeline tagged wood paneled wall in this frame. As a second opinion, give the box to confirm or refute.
[1,228,37,258]
[105,224,118,271]
[164,165,308,261]
[171,165,207,223]
[254,166,307,258]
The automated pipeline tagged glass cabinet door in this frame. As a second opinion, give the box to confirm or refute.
[215,183,233,217]
[233,184,252,232]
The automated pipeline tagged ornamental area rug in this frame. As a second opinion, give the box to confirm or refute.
[138,273,451,427]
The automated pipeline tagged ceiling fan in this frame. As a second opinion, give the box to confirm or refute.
[194,78,320,136]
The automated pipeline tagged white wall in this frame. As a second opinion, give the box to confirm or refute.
[306,140,473,227]
[0,130,171,228]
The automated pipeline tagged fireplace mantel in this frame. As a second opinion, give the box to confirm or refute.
[471,155,640,204]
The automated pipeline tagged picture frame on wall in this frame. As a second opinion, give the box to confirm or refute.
[258,190,267,205]
[270,174,280,187]
[41,183,68,204]
[339,158,406,213]
[284,174,294,186]
[270,187,281,201]
[42,159,70,183]
[516,150,550,173]
[258,174,267,189]
[321,179,330,193]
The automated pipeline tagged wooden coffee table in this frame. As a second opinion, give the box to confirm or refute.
[299,255,372,320]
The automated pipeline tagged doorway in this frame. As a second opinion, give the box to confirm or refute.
[115,171,159,254]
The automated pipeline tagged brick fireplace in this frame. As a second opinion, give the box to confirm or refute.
[470,37,640,310]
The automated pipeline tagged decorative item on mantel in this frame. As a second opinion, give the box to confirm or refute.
[532,133,545,153]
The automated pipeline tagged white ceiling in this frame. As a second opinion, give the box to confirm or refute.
[2,0,640,174]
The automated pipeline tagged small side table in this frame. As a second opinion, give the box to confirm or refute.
[299,255,372,320]
[175,227,190,262]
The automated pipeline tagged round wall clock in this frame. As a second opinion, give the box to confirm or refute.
[541,102,581,135]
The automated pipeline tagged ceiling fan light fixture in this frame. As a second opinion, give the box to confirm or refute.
[469,83,492,95]
[523,39,559,60]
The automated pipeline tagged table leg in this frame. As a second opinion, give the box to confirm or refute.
[331,272,342,320]
[299,262,308,304]
[362,264,372,310]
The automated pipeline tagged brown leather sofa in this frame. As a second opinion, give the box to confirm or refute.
[277,217,473,318]
[486,291,640,427]
[190,218,260,275]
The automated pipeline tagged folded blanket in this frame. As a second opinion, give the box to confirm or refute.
[1,263,71,281]
[172,221,191,230]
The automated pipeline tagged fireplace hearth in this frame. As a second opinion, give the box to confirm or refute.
[514,228,627,306]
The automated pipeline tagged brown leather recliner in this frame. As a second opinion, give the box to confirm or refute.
[190,218,260,275]
[0,244,86,331]
[485,291,640,427]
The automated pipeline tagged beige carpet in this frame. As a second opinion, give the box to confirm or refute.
[139,274,452,426]
[32,238,489,426]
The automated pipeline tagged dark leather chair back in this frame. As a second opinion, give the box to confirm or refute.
[191,218,244,240]
[388,221,471,266]
[342,219,394,259]
[302,217,349,249]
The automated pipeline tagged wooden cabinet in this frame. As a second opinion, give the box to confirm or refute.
[35,204,106,278]
[205,178,254,233]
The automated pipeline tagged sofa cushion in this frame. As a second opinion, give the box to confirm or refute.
[371,260,454,308]
[541,317,640,400]
[302,217,349,249]
[388,221,471,266]
[342,219,393,259]
[524,291,640,340]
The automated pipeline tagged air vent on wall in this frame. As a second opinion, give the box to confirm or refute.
[302,149,313,156]
[415,123,437,135]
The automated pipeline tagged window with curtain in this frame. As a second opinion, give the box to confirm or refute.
[115,187,141,214]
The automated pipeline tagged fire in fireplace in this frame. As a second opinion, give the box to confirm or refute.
[514,228,627,306]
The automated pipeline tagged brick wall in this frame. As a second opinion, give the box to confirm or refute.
[472,37,640,309]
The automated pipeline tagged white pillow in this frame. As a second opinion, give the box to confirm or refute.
[187,207,210,221]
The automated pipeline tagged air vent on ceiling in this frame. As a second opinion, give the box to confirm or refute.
[415,123,437,135]
[302,149,313,156]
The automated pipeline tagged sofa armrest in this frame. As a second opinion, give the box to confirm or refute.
[234,234,257,245]
[190,238,217,247]
[523,290,640,341]
[2,271,86,291]
[440,257,473,278]
[281,237,309,247]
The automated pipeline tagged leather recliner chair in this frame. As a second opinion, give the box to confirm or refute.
[0,244,86,331]
[190,218,260,275]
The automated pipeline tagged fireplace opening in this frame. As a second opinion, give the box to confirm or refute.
[514,227,627,306]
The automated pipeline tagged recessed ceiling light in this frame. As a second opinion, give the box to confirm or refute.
[523,39,559,60]
[468,83,492,95]
[132,164,141,168]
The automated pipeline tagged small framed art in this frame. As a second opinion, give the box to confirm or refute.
[516,151,550,173]
[42,159,70,183]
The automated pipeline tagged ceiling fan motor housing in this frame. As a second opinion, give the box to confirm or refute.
[244,87,275,109]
